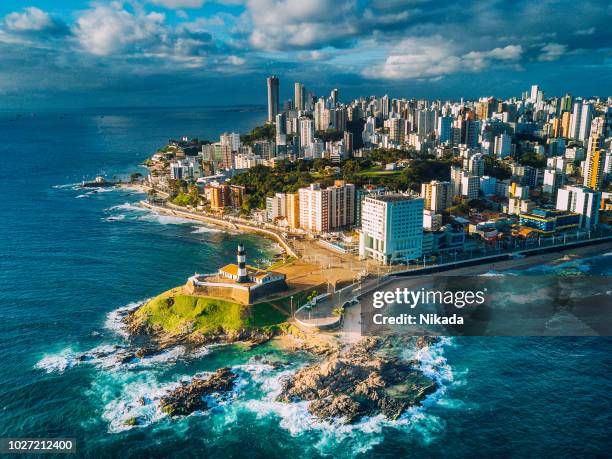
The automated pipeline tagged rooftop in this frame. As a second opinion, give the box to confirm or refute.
[368,193,419,202]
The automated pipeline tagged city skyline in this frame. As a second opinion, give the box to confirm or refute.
[1,0,611,109]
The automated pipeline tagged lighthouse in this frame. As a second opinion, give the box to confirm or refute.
[237,244,248,282]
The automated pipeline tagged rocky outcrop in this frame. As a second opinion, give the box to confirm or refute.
[123,310,277,351]
[160,367,238,416]
[276,337,438,423]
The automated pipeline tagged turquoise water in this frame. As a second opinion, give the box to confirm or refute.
[0,108,610,457]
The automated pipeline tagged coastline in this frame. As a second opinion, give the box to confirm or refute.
[138,199,297,258]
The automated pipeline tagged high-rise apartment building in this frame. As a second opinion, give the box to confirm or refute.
[556,185,601,228]
[294,82,304,111]
[578,103,594,142]
[299,118,314,148]
[465,153,485,177]
[267,75,279,123]
[421,181,453,213]
[298,182,355,233]
[494,133,512,158]
[286,193,300,229]
[359,194,424,264]
[583,141,605,190]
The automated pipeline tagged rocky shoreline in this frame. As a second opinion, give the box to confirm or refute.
[160,367,239,416]
[123,305,278,352]
[277,336,439,423]
[122,301,441,425]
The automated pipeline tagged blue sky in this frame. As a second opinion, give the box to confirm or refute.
[1,0,610,109]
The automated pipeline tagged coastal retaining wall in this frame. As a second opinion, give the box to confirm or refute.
[140,201,297,257]
[185,279,288,305]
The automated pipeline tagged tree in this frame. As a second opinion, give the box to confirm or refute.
[306,290,318,307]
[130,172,143,183]
[167,179,187,198]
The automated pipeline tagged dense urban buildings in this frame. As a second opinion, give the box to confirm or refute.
[145,75,612,266]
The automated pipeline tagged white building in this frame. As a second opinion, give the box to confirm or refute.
[266,193,287,222]
[494,133,512,159]
[464,153,485,177]
[461,174,480,200]
[359,194,424,265]
[423,209,443,231]
[543,169,565,196]
[220,132,241,152]
[299,118,314,148]
[578,103,594,142]
[556,185,601,228]
[170,159,202,180]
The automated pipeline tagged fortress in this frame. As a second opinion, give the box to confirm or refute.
[185,244,287,304]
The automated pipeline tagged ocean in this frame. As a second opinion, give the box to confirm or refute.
[0,107,610,457]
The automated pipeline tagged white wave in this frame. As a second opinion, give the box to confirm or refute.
[238,338,457,454]
[75,194,90,199]
[106,202,145,213]
[35,348,78,373]
[131,347,187,367]
[191,225,223,234]
[52,183,80,190]
[99,366,246,433]
[103,214,126,222]
[141,214,193,225]
[104,300,146,338]
[94,372,180,433]
[480,270,505,277]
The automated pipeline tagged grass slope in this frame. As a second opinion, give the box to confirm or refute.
[134,288,294,336]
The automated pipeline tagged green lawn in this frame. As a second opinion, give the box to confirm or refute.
[356,168,402,177]
[134,288,312,336]
[135,290,245,335]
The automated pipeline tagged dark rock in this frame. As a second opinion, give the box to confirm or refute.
[277,337,439,423]
[160,367,237,416]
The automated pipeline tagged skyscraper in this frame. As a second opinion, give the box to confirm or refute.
[299,117,314,148]
[330,88,338,105]
[294,82,304,111]
[583,138,605,190]
[560,93,573,112]
[578,103,593,142]
[267,75,279,123]
[437,116,452,143]
[569,100,582,140]
[494,133,512,158]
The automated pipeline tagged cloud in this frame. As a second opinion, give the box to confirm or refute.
[74,5,166,56]
[4,7,67,35]
[463,45,523,70]
[538,43,566,62]
[297,50,329,61]
[365,37,523,80]
[226,55,245,65]
[246,0,360,50]
[575,27,595,36]
[149,0,206,8]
